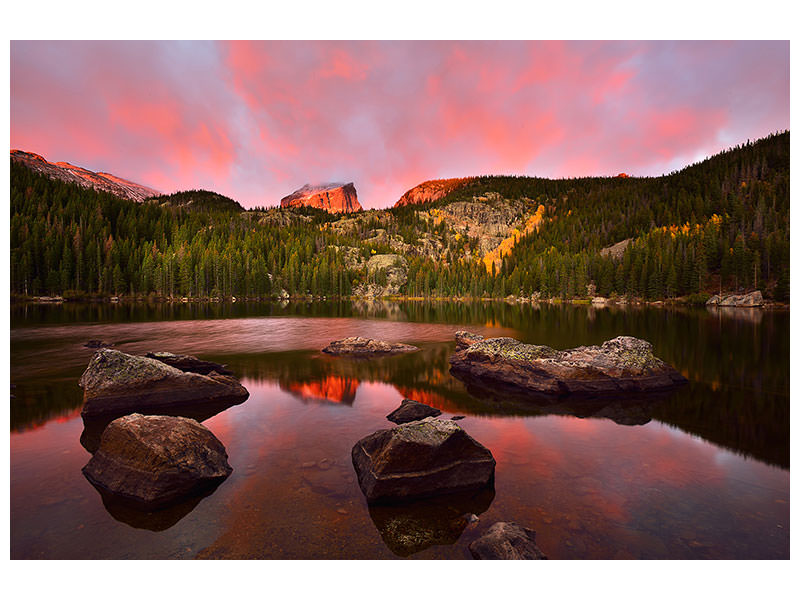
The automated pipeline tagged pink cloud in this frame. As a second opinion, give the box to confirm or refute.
[10,41,789,208]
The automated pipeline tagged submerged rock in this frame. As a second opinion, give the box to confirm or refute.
[368,487,495,557]
[468,522,547,559]
[454,331,484,350]
[449,334,686,397]
[82,414,232,509]
[386,398,442,424]
[144,351,233,376]
[322,337,419,356]
[351,417,495,504]
[79,349,249,418]
[706,290,764,307]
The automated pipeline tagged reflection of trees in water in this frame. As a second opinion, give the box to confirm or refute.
[10,380,83,432]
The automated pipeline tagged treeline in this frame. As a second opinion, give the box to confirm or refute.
[10,162,358,298]
[9,132,789,301]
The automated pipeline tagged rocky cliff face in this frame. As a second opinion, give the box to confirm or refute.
[280,182,362,213]
[11,150,160,202]
[394,178,472,207]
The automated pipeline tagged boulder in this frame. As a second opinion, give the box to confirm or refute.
[82,414,232,509]
[144,351,233,375]
[79,349,249,418]
[386,398,442,424]
[351,417,495,504]
[454,331,484,350]
[322,337,419,356]
[706,291,764,307]
[591,297,609,305]
[469,522,547,559]
[450,334,686,397]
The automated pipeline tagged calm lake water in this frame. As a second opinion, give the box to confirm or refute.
[10,300,789,559]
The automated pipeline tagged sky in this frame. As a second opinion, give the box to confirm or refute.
[9,40,789,209]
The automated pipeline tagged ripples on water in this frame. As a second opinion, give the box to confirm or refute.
[9,301,790,559]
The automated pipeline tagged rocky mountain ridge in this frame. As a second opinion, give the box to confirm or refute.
[10,150,160,202]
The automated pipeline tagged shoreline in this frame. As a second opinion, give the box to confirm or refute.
[11,293,789,310]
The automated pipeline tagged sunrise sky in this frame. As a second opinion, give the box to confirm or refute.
[10,40,789,209]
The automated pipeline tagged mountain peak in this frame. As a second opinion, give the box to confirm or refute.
[280,182,362,213]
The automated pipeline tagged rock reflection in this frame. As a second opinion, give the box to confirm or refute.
[86,480,214,531]
[367,487,495,557]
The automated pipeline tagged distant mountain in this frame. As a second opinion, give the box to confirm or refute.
[394,177,473,207]
[280,182,362,213]
[10,150,160,202]
[147,189,244,213]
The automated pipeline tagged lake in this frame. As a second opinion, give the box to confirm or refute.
[9,300,790,559]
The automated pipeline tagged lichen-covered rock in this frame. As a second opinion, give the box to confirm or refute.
[322,337,419,356]
[144,352,233,375]
[386,398,442,424]
[706,291,764,307]
[79,349,249,418]
[82,414,232,509]
[468,522,547,559]
[450,335,686,397]
[351,417,495,504]
[454,331,484,350]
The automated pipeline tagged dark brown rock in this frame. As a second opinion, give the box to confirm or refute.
[386,398,442,424]
[468,522,547,559]
[351,417,495,504]
[79,349,249,418]
[450,335,686,397]
[144,351,233,375]
[322,336,419,356]
[82,414,232,509]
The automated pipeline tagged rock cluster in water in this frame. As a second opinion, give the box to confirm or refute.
[386,398,442,424]
[322,337,419,356]
[82,414,233,509]
[79,349,249,418]
[351,416,495,504]
[449,334,686,397]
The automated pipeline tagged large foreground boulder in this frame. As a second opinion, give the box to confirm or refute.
[82,414,232,509]
[386,398,442,424]
[706,290,764,307]
[144,351,233,375]
[468,522,547,559]
[449,334,686,397]
[351,417,495,504]
[79,349,249,418]
[322,337,419,356]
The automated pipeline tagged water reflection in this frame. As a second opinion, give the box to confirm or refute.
[86,483,214,531]
[367,487,495,557]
